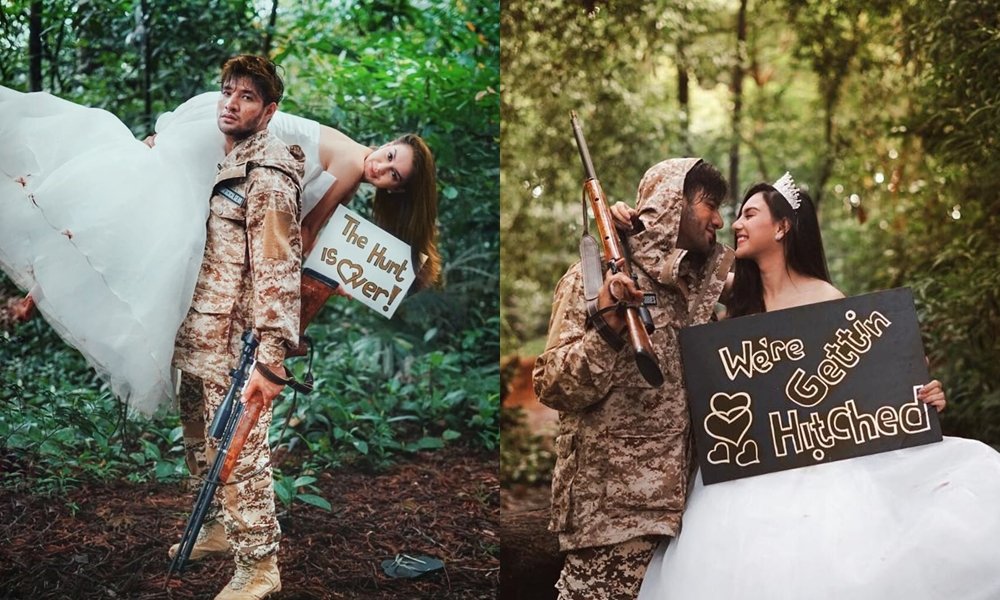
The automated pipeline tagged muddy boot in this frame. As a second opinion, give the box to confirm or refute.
[214,555,281,599]
[168,519,230,560]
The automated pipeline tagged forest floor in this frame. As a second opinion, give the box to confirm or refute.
[0,447,498,599]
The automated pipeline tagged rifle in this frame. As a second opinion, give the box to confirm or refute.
[166,330,260,582]
[570,111,664,387]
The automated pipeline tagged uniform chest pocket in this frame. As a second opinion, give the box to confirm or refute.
[207,192,248,265]
[210,186,248,221]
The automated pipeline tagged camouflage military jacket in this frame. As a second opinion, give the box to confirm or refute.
[533,158,733,552]
[173,129,305,387]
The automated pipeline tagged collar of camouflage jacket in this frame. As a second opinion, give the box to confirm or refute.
[216,128,306,187]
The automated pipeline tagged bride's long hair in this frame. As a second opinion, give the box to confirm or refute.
[372,134,441,291]
[728,182,831,318]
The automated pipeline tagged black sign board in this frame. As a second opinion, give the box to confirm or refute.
[680,288,942,484]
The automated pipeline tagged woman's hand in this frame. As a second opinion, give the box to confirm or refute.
[142,134,157,148]
[610,201,638,232]
[918,379,946,412]
[10,293,35,322]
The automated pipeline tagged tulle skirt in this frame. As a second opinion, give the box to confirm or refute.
[638,436,1000,600]
[0,86,214,415]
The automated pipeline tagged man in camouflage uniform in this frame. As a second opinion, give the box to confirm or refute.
[170,55,304,600]
[533,159,734,599]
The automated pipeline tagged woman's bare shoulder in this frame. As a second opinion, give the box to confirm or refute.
[811,279,845,301]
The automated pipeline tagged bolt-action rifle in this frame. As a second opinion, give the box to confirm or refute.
[570,111,664,387]
[166,330,260,582]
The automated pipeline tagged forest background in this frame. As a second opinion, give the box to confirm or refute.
[501,0,1000,484]
[0,0,499,506]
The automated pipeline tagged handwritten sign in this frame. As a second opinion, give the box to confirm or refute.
[302,206,415,318]
[680,288,942,484]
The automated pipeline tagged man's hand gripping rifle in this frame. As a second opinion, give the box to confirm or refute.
[570,111,664,387]
[167,330,260,582]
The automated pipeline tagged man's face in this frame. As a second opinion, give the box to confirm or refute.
[216,77,276,140]
[676,190,724,253]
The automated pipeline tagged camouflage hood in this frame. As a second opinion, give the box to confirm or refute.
[627,157,701,284]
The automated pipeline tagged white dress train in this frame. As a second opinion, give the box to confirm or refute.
[0,87,333,415]
[637,436,1000,600]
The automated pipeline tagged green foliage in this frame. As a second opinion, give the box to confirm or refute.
[278,306,499,470]
[499,407,553,486]
[272,468,332,513]
[0,0,262,133]
[0,312,184,494]
[902,0,1000,187]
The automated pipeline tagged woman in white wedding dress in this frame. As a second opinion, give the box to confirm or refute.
[0,85,440,416]
[632,177,1000,600]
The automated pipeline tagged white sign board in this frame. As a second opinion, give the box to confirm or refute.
[302,205,415,318]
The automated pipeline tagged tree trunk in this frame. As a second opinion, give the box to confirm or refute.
[728,0,748,203]
[677,40,691,155]
[500,507,562,600]
[28,0,42,91]
[141,0,153,128]
[262,0,279,58]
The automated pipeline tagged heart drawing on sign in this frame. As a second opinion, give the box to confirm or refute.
[707,442,731,465]
[703,391,753,447]
[735,440,760,467]
[336,259,364,285]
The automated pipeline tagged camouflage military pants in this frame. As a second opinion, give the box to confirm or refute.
[178,373,280,565]
[556,536,661,600]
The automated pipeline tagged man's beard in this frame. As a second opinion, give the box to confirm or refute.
[219,113,266,140]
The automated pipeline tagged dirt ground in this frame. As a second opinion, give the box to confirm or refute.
[0,447,498,599]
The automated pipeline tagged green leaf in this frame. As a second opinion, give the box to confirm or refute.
[296,493,333,511]
[442,429,461,441]
[154,461,177,480]
[415,436,444,450]
[293,475,318,488]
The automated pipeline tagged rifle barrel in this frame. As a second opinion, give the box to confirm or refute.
[570,111,597,181]
[569,112,664,387]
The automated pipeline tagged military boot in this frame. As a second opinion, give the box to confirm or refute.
[214,555,281,599]
[168,519,230,560]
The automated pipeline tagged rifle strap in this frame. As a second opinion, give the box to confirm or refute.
[585,303,630,351]
[256,361,314,395]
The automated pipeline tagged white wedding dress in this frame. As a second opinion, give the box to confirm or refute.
[0,87,333,416]
[638,436,1000,600]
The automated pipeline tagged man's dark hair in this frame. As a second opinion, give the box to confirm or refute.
[683,161,728,205]
[220,55,284,106]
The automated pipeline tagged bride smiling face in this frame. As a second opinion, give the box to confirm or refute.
[732,191,789,261]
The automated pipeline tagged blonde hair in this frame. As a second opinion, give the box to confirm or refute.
[372,134,441,290]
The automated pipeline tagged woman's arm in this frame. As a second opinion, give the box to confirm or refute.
[300,125,368,256]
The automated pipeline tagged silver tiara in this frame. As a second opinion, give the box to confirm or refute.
[773,171,801,210]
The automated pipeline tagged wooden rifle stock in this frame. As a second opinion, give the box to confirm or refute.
[287,272,332,357]
[570,112,664,387]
